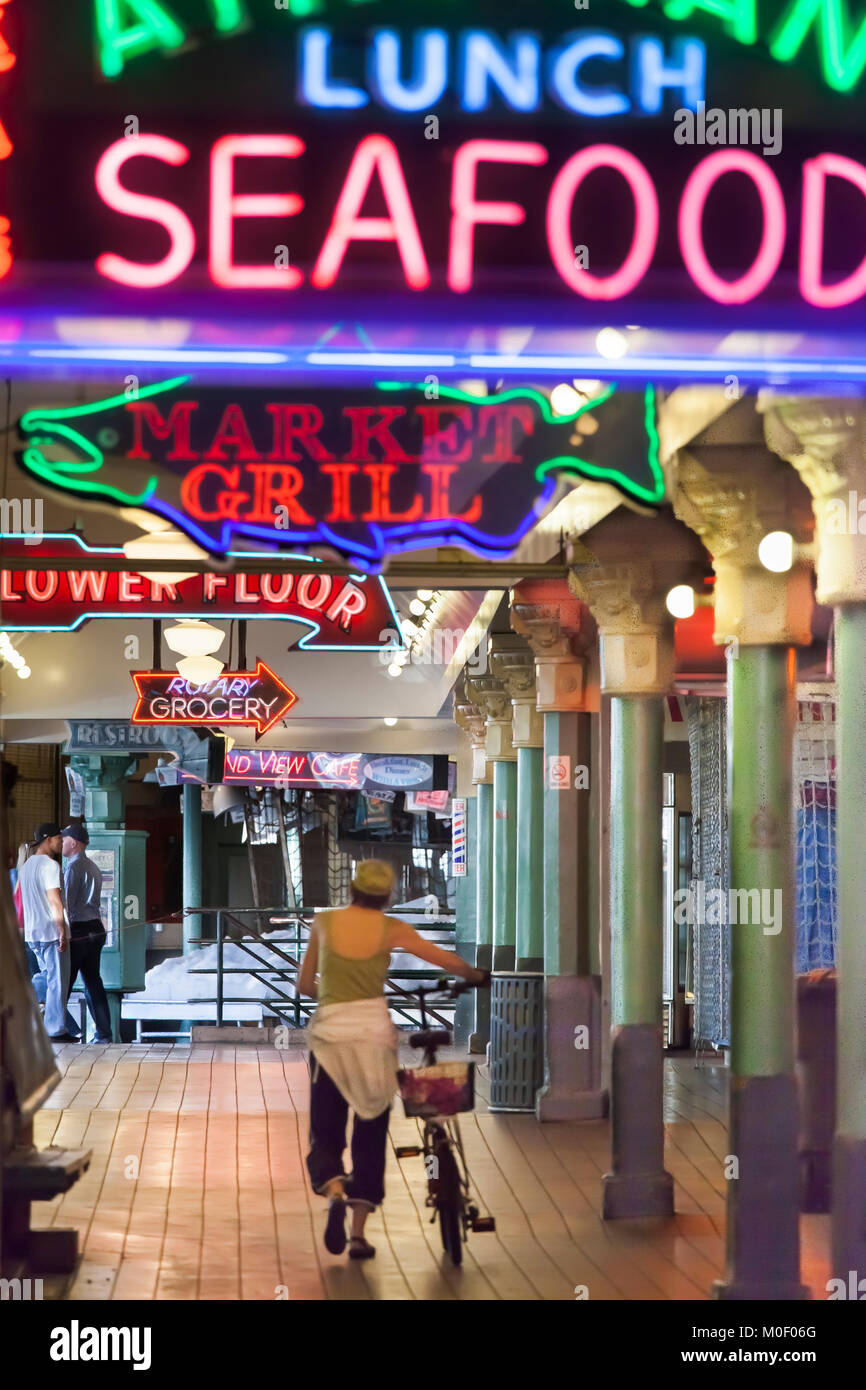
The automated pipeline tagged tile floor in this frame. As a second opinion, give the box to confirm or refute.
[30,1043,831,1301]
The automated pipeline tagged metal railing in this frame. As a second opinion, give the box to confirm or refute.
[180,906,457,1031]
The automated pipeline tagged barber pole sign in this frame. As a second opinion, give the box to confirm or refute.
[452,798,467,877]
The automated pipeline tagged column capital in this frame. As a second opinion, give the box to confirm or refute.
[454,675,492,784]
[671,438,814,646]
[464,672,516,761]
[568,508,707,695]
[488,638,543,748]
[510,578,598,712]
[759,393,866,607]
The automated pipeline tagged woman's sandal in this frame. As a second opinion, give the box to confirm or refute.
[324,1197,347,1255]
[348,1236,376,1261]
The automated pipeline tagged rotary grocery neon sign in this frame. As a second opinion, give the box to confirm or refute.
[16,378,664,563]
[131,661,298,734]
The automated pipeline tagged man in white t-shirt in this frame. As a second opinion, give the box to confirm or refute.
[19,822,75,1041]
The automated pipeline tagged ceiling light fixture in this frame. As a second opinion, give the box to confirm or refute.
[176,654,226,683]
[164,619,225,658]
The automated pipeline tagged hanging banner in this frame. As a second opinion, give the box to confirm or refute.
[0,533,400,647]
[16,379,662,563]
[130,661,298,736]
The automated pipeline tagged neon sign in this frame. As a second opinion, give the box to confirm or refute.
[92,0,866,97]
[89,130,866,309]
[0,534,400,648]
[131,661,297,734]
[296,28,706,115]
[617,0,866,95]
[17,378,664,563]
[213,747,447,790]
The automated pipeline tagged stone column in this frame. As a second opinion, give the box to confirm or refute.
[761,395,866,1290]
[466,670,517,972]
[571,508,707,1218]
[511,581,606,1120]
[670,415,813,1297]
[489,639,544,972]
[454,679,492,1052]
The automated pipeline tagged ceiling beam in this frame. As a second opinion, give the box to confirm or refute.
[0,554,568,588]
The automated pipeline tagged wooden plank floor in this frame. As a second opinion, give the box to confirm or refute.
[31,1043,831,1302]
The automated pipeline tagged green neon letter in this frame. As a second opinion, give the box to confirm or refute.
[95,0,187,79]
[771,0,866,92]
[662,0,758,45]
[208,0,248,32]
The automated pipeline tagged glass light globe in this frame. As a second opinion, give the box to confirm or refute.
[165,619,225,657]
[596,327,628,360]
[550,383,581,416]
[384,717,398,726]
[387,663,403,678]
[16,665,31,679]
[176,654,225,683]
[123,528,209,584]
[758,531,794,574]
[416,589,434,601]
[666,585,696,620]
[409,598,426,616]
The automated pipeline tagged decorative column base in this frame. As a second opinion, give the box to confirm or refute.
[602,1023,674,1219]
[712,1074,808,1300]
[493,945,515,972]
[537,974,607,1121]
[469,944,492,1054]
[831,1136,866,1288]
[516,955,543,972]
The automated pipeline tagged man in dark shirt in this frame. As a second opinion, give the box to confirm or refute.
[61,822,112,1043]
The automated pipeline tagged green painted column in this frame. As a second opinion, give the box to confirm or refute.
[471,780,494,1053]
[182,782,203,956]
[536,707,606,1120]
[715,644,804,1300]
[830,607,866,1282]
[602,694,674,1218]
[492,759,517,972]
[515,745,544,971]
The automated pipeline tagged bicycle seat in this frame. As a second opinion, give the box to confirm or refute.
[410,1028,451,1049]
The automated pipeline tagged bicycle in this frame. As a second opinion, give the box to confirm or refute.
[394,976,495,1266]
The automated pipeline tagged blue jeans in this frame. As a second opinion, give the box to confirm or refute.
[29,941,74,1038]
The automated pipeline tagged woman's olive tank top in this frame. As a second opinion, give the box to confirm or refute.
[316,908,391,1008]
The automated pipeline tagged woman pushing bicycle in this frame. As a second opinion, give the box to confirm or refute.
[297,859,488,1261]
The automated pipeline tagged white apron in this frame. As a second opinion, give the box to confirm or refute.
[307,995,399,1119]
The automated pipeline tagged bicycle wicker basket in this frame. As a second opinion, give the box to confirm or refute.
[396,1061,475,1118]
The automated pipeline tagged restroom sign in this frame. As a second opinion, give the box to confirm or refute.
[131,661,297,736]
[452,797,467,877]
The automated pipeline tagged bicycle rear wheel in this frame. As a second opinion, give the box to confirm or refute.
[433,1133,463,1266]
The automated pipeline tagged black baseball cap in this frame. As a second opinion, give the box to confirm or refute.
[34,822,61,843]
[60,821,89,845]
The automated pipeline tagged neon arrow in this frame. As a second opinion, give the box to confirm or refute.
[131,660,298,735]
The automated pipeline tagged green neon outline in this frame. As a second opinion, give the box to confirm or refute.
[376,377,615,426]
[534,384,664,505]
[374,379,664,505]
[769,0,866,94]
[18,375,189,507]
[95,0,187,81]
[211,0,248,34]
